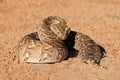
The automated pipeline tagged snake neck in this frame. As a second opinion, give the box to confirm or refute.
[38,24,63,47]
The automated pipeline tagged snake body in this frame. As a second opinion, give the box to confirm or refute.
[17,16,70,63]
[16,16,106,69]
[64,31,106,68]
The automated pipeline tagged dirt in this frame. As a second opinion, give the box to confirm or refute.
[0,0,120,80]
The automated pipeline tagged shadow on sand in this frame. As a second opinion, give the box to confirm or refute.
[64,31,106,62]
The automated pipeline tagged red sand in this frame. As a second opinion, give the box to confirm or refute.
[0,0,120,80]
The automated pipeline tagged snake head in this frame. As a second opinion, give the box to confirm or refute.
[43,16,71,40]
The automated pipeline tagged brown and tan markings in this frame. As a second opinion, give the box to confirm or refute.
[16,16,71,64]
[64,31,107,69]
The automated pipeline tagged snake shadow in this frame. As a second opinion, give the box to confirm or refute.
[64,31,106,60]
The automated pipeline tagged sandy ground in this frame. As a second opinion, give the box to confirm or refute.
[0,0,120,80]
